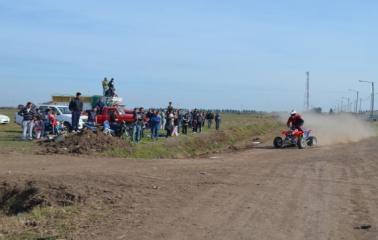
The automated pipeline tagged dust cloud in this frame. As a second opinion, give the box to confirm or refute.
[277,112,376,145]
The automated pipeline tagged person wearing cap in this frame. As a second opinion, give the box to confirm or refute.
[69,92,83,132]
[287,110,304,131]
[102,78,109,96]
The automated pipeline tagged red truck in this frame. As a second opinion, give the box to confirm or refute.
[96,106,135,125]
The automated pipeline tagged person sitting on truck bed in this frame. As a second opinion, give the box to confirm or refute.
[85,107,97,129]
[109,110,122,135]
[95,98,105,114]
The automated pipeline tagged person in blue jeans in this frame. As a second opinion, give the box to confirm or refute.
[150,111,161,140]
[18,102,35,140]
[132,108,144,143]
[69,92,83,132]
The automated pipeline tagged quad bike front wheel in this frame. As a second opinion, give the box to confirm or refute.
[273,137,283,148]
[297,137,307,149]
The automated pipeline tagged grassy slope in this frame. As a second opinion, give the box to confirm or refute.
[0,109,36,153]
[105,114,282,159]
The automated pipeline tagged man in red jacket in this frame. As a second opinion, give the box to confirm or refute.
[287,110,304,131]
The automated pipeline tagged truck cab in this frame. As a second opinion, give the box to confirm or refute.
[96,106,135,125]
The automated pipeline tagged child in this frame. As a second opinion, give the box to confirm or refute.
[48,110,58,135]
[33,116,43,139]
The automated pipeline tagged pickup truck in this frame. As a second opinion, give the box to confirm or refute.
[16,105,87,129]
[95,106,135,125]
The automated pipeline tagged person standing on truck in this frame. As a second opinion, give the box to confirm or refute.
[102,78,109,96]
[18,102,35,140]
[69,92,83,132]
[167,101,174,113]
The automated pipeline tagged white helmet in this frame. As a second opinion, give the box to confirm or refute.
[290,110,297,116]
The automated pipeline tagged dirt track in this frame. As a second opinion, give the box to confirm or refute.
[1,137,378,239]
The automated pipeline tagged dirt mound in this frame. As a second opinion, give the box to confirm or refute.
[0,180,84,216]
[41,130,131,154]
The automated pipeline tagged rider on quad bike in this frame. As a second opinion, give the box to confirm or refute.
[286,110,304,131]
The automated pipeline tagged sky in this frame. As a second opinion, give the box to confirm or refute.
[0,0,377,111]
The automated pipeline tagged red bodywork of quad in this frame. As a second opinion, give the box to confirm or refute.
[282,129,304,138]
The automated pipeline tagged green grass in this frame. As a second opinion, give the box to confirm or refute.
[0,108,36,153]
[105,113,282,159]
[0,206,80,240]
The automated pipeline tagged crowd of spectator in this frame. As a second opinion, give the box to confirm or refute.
[17,102,66,140]
[17,89,222,143]
[118,102,222,143]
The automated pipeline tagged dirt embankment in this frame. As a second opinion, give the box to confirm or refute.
[41,130,131,154]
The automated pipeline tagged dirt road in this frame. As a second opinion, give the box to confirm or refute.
[1,137,378,239]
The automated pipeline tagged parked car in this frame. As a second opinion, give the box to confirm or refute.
[16,105,87,130]
[0,114,10,124]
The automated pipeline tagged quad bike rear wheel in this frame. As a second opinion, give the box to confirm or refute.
[307,136,317,146]
[273,137,283,148]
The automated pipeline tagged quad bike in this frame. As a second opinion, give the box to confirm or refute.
[273,129,317,149]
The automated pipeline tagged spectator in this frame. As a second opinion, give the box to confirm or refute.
[96,97,105,113]
[172,111,179,136]
[201,112,206,128]
[160,111,166,130]
[18,102,35,140]
[182,112,189,135]
[167,101,174,113]
[33,115,43,140]
[102,78,109,96]
[192,110,198,133]
[132,108,143,143]
[109,111,122,135]
[108,78,115,91]
[165,112,174,137]
[105,78,117,97]
[177,110,183,133]
[146,108,154,129]
[69,92,83,132]
[197,112,204,133]
[47,109,59,135]
[206,111,214,128]
[215,112,221,130]
[150,111,161,140]
[85,107,97,129]
[139,107,145,138]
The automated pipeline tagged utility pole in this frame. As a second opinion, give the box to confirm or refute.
[359,80,375,119]
[347,97,350,112]
[306,71,310,111]
[359,98,362,113]
[349,89,359,113]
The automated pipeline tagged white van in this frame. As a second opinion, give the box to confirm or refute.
[16,105,87,130]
